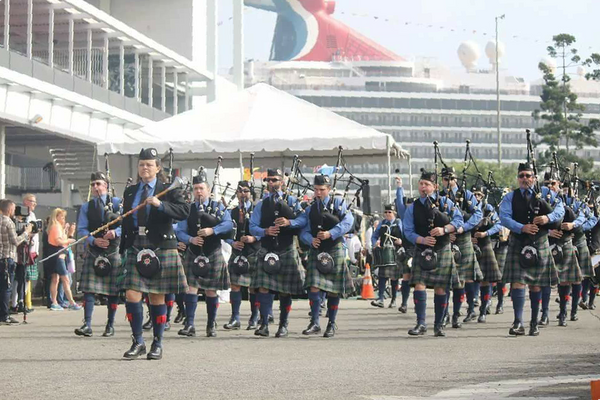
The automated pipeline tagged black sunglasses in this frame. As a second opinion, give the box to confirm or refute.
[518,173,533,178]
[265,178,280,183]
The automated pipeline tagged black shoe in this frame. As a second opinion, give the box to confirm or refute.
[370,299,384,308]
[74,324,93,337]
[452,314,462,329]
[495,305,504,314]
[538,314,549,327]
[164,321,171,332]
[579,301,589,310]
[323,321,337,338]
[463,311,477,323]
[174,308,185,324]
[408,324,427,336]
[254,324,269,337]
[206,321,217,338]
[508,322,525,336]
[398,305,408,313]
[477,314,486,323]
[555,297,560,304]
[178,325,196,337]
[146,339,163,360]
[558,313,568,327]
[123,336,146,359]
[268,315,274,323]
[388,299,397,308]
[9,306,18,315]
[223,319,241,330]
[529,323,540,336]
[434,324,446,337]
[102,325,115,337]
[246,319,258,330]
[570,312,579,322]
[17,303,26,313]
[142,313,152,330]
[302,321,321,335]
[442,313,449,328]
[275,322,289,338]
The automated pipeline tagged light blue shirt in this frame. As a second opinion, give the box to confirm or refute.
[481,202,503,237]
[499,186,565,234]
[371,218,402,248]
[450,186,482,232]
[395,187,408,221]
[403,194,463,245]
[175,199,233,244]
[132,178,165,228]
[299,196,354,246]
[77,194,122,246]
[249,191,307,239]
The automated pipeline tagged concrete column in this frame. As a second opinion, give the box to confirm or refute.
[68,18,74,75]
[86,28,92,82]
[60,179,71,208]
[232,0,244,90]
[3,0,9,50]
[148,56,153,108]
[119,43,125,95]
[207,0,217,102]
[26,0,32,59]
[103,36,109,89]
[48,8,54,67]
[0,125,5,199]
[173,70,178,114]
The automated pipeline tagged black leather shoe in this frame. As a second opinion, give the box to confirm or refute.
[388,299,397,308]
[206,321,217,338]
[579,301,589,310]
[302,322,321,335]
[174,308,185,324]
[451,314,462,329]
[224,319,241,330]
[178,325,196,337]
[570,312,579,321]
[123,336,146,359]
[74,324,93,337]
[408,324,427,336]
[538,314,549,327]
[433,324,446,337]
[164,321,171,332]
[254,324,269,337]
[398,305,408,313]
[528,323,540,336]
[323,321,337,338]
[508,322,525,336]
[370,299,384,308]
[102,325,115,337]
[275,322,289,338]
[146,339,163,360]
[495,305,504,314]
[463,311,477,323]
[246,319,258,330]
[477,314,486,323]
[558,313,568,327]
[142,313,152,330]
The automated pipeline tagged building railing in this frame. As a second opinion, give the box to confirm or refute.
[6,165,59,192]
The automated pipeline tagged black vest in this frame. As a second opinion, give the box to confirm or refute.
[413,198,450,249]
[512,188,552,240]
[259,195,296,252]
[379,219,402,248]
[187,201,222,255]
[87,196,120,251]
[232,202,260,255]
[309,198,343,253]
[587,218,600,253]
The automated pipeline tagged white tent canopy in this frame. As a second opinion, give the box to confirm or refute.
[97,83,410,199]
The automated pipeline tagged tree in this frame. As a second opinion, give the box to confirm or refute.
[532,34,600,173]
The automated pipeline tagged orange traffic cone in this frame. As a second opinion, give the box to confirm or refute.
[361,263,376,300]
[592,380,600,400]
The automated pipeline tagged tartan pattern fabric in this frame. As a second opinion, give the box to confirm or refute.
[493,242,509,275]
[118,235,188,294]
[25,264,38,281]
[305,242,355,295]
[410,243,461,289]
[454,232,483,282]
[502,232,558,287]
[553,237,582,284]
[78,246,121,296]
[573,233,593,277]
[475,238,502,282]
[227,249,256,287]
[376,250,405,279]
[251,246,305,294]
[184,248,230,291]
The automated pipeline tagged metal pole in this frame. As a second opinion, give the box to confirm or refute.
[161,65,166,112]
[134,52,140,100]
[387,135,392,203]
[148,56,153,108]
[4,0,10,50]
[0,125,5,199]
[495,14,504,165]
[119,43,125,95]
[408,155,413,197]
[173,70,178,114]
[86,28,92,82]
[233,0,244,90]
[184,72,190,111]
[26,0,32,59]
[103,36,109,89]
[68,18,74,75]
[48,8,54,67]
[207,0,217,102]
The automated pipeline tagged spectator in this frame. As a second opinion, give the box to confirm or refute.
[46,208,81,311]
[0,199,32,325]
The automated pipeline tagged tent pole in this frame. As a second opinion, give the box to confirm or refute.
[239,151,244,180]
[408,154,413,197]
[387,135,392,203]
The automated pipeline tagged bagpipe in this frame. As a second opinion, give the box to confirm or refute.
[526,129,554,217]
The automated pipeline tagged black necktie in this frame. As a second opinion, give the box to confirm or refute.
[137,184,150,227]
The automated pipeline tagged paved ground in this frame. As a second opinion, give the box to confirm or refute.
[1,293,599,400]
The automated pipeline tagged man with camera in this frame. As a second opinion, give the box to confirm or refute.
[10,194,40,314]
[0,199,32,325]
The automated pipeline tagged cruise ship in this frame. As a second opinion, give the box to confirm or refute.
[241,0,600,193]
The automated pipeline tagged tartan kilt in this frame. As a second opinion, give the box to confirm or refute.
[118,235,188,294]
[184,247,230,291]
[411,243,461,289]
[476,238,502,283]
[494,242,509,275]
[227,249,256,287]
[573,233,593,277]
[455,233,483,282]
[502,232,558,287]
[377,251,403,279]
[78,246,121,296]
[251,246,305,295]
[553,237,582,284]
[305,243,355,295]
[25,264,39,281]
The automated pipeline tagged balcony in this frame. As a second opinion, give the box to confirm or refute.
[5,164,59,192]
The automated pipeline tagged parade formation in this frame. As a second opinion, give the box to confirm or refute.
[35,132,599,361]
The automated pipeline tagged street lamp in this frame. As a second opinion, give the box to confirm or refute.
[496,14,505,165]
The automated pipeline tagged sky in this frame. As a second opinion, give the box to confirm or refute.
[216,0,600,81]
